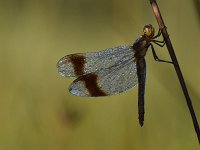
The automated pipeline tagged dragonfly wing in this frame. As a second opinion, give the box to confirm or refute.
[57,45,134,77]
[69,58,138,97]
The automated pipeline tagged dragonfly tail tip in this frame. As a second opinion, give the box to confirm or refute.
[139,121,144,127]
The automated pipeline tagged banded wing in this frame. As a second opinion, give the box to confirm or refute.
[69,57,138,97]
[57,45,134,77]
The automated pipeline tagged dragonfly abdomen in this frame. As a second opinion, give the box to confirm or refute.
[136,58,146,126]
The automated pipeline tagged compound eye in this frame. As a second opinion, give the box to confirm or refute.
[143,25,154,37]
[144,27,151,36]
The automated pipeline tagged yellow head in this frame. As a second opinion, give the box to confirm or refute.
[143,24,155,38]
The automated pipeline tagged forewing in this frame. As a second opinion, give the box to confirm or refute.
[57,45,134,77]
[69,58,138,97]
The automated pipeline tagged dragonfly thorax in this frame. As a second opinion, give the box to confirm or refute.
[132,35,149,58]
[143,24,155,38]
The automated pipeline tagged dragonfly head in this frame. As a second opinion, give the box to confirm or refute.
[143,24,155,38]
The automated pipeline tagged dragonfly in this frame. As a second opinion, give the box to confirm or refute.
[57,24,173,126]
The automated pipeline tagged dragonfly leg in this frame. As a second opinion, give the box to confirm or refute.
[153,27,169,39]
[150,44,173,64]
[152,40,165,47]
[152,29,167,46]
[153,29,162,39]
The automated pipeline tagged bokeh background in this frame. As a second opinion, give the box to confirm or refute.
[0,0,200,149]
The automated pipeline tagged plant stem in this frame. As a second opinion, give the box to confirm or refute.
[149,0,200,144]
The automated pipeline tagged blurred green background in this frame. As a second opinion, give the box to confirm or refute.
[0,0,200,149]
